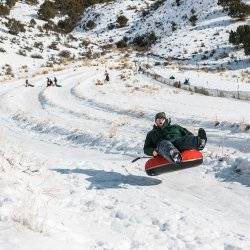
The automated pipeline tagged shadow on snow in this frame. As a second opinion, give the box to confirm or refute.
[204,159,250,187]
[52,168,162,189]
[214,165,250,188]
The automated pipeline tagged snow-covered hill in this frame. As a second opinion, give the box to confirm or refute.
[0,0,249,81]
[0,1,250,249]
[75,0,250,69]
[0,0,99,81]
[0,53,250,249]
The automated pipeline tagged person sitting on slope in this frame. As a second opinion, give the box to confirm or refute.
[25,79,34,87]
[143,112,207,164]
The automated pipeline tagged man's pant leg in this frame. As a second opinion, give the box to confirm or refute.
[172,135,198,152]
[157,140,180,163]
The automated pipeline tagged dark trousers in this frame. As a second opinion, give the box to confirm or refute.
[157,136,199,161]
[172,135,199,151]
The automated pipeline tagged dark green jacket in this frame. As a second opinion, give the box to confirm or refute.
[143,121,193,156]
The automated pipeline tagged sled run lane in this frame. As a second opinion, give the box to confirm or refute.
[0,66,250,250]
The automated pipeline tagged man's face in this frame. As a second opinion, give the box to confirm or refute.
[155,117,166,127]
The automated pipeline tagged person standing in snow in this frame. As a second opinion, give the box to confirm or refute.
[54,77,57,86]
[143,112,207,164]
[49,78,54,86]
[54,77,61,87]
[105,70,110,82]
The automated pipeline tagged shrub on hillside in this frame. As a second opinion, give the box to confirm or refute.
[6,0,18,8]
[243,42,250,55]
[57,18,74,33]
[228,2,250,19]
[79,39,90,47]
[116,39,127,48]
[217,0,229,6]
[29,18,37,27]
[17,49,27,56]
[48,41,59,50]
[151,0,165,11]
[33,41,44,51]
[189,14,197,26]
[31,53,43,59]
[229,25,250,44]
[133,32,157,49]
[43,20,57,32]
[141,0,165,18]
[23,46,32,52]
[85,20,96,30]
[4,64,14,77]
[116,15,128,28]
[218,0,242,9]
[58,50,71,58]
[229,25,250,55]
[182,14,187,20]
[107,23,116,30]
[175,0,181,6]
[0,47,6,53]
[191,8,196,15]
[85,49,92,59]
[25,0,39,5]
[218,0,250,19]
[38,0,57,21]
[54,0,113,33]
[7,18,26,35]
[141,9,150,17]
[0,4,10,16]
[171,22,177,31]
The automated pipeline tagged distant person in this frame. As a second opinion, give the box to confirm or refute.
[25,79,34,87]
[138,66,143,73]
[47,77,51,87]
[54,77,57,86]
[49,79,54,86]
[144,112,207,164]
[54,77,61,87]
[105,70,110,82]
[184,78,190,85]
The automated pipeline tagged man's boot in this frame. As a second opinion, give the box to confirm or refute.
[198,128,207,150]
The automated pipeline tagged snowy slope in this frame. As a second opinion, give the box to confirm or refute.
[0,1,250,249]
[75,0,152,40]
[0,53,250,249]
[0,1,94,81]
[75,0,250,69]
[1,0,249,82]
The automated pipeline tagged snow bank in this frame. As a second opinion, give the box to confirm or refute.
[143,68,250,101]
[1,60,250,249]
[234,158,250,174]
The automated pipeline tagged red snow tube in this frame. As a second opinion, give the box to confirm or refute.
[145,150,203,176]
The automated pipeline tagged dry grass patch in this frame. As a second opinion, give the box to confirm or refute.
[52,66,65,72]
[95,79,104,86]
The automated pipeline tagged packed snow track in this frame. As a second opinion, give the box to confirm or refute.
[0,66,250,250]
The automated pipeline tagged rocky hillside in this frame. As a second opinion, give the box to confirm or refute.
[76,0,250,69]
[0,0,249,80]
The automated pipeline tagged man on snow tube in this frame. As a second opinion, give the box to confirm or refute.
[143,112,207,165]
